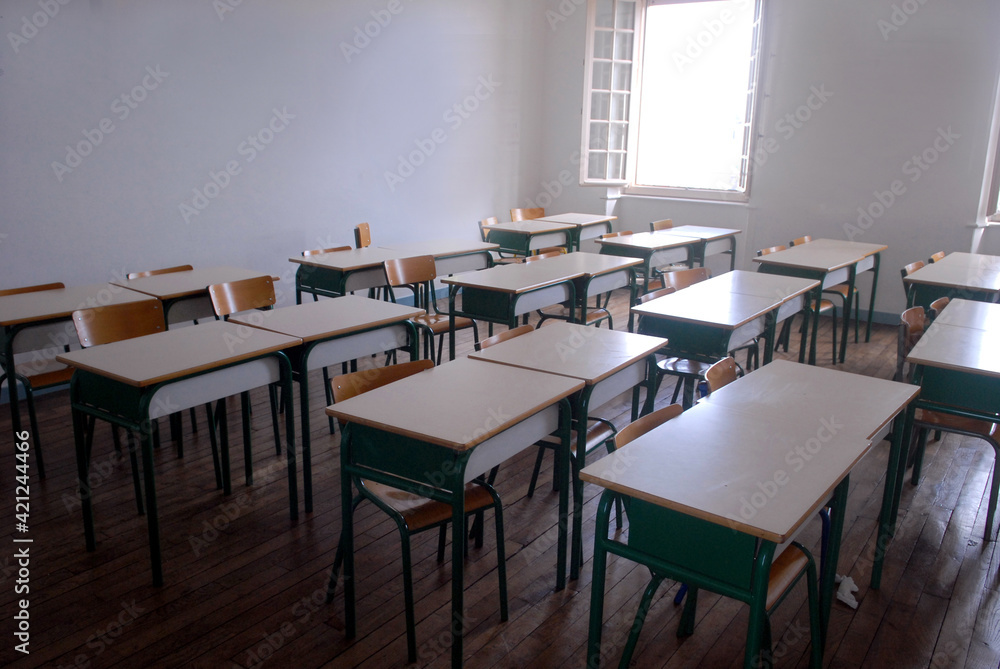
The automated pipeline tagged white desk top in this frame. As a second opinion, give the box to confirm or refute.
[378,239,499,257]
[695,270,819,302]
[902,252,1000,293]
[931,297,1000,331]
[0,283,156,327]
[595,231,698,252]
[536,213,617,227]
[484,220,577,235]
[631,287,779,329]
[665,225,742,241]
[469,321,666,386]
[907,300,1000,379]
[580,360,918,542]
[228,295,423,343]
[57,320,301,387]
[325,357,584,450]
[110,266,272,301]
[441,252,636,293]
[752,238,887,273]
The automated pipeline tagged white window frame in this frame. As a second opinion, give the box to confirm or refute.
[580,0,767,203]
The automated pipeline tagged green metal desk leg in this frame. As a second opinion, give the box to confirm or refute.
[838,267,858,363]
[586,490,615,668]
[450,481,466,668]
[138,422,163,586]
[73,404,97,552]
[865,253,880,342]
[820,476,849,647]
[871,409,912,590]
[339,425,357,640]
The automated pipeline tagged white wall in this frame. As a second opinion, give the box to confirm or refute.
[0,0,548,304]
[3,0,1000,319]
[537,0,1000,318]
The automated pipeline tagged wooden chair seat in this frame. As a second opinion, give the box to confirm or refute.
[537,418,617,457]
[914,408,997,439]
[361,480,496,530]
[13,361,74,389]
[765,545,811,610]
[411,313,477,335]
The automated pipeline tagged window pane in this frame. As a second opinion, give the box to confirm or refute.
[592,61,612,90]
[589,152,609,179]
[610,93,629,121]
[608,152,626,180]
[593,30,614,59]
[595,0,614,28]
[609,122,628,151]
[634,0,760,192]
[612,62,632,91]
[590,123,609,150]
[592,92,611,121]
[615,1,636,28]
[614,31,633,60]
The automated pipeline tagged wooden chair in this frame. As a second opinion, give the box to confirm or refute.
[609,398,822,668]
[649,218,673,232]
[928,251,946,264]
[325,359,508,663]
[0,282,73,478]
[900,260,925,305]
[790,236,860,343]
[528,250,614,330]
[71,300,171,512]
[127,265,206,440]
[473,324,534,351]
[704,355,741,394]
[928,296,950,319]
[896,307,1000,540]
[478,216,524,264]
[207,276,283,462]
[759,245,838,365]
[353,222,372,249]
[383,255,479,363]
[509,207,544,221]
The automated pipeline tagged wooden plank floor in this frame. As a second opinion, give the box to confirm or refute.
[2,289,1000,668]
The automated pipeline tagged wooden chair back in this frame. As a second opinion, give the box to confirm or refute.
[613,404,684,451]
[72,300,165,348]
[302,246,351,257]
[637,286,677,305]
[354,222,372,249]
[649,219,673,232]
[704,356,740,395]
[928,251,946,264]
[757,244,787,257]
[896,306,928,381]
[0,282,65,297]
[510,207,544,221]
[789,235,813,247]
[126,265,193,280]
[928,296,950,319]
[523,251,563,263]
[475,324,533,351]
[900,260,925,279]
[599,230,633,239]
[384,255,437,287]
[331,359,434,408]
[478,216,500,242]
[660,267,711,292]
[208,276,275,319]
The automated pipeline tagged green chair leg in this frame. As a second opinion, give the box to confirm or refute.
[619,573,667,667]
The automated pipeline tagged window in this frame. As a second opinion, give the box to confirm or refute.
[581,0,765,202]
